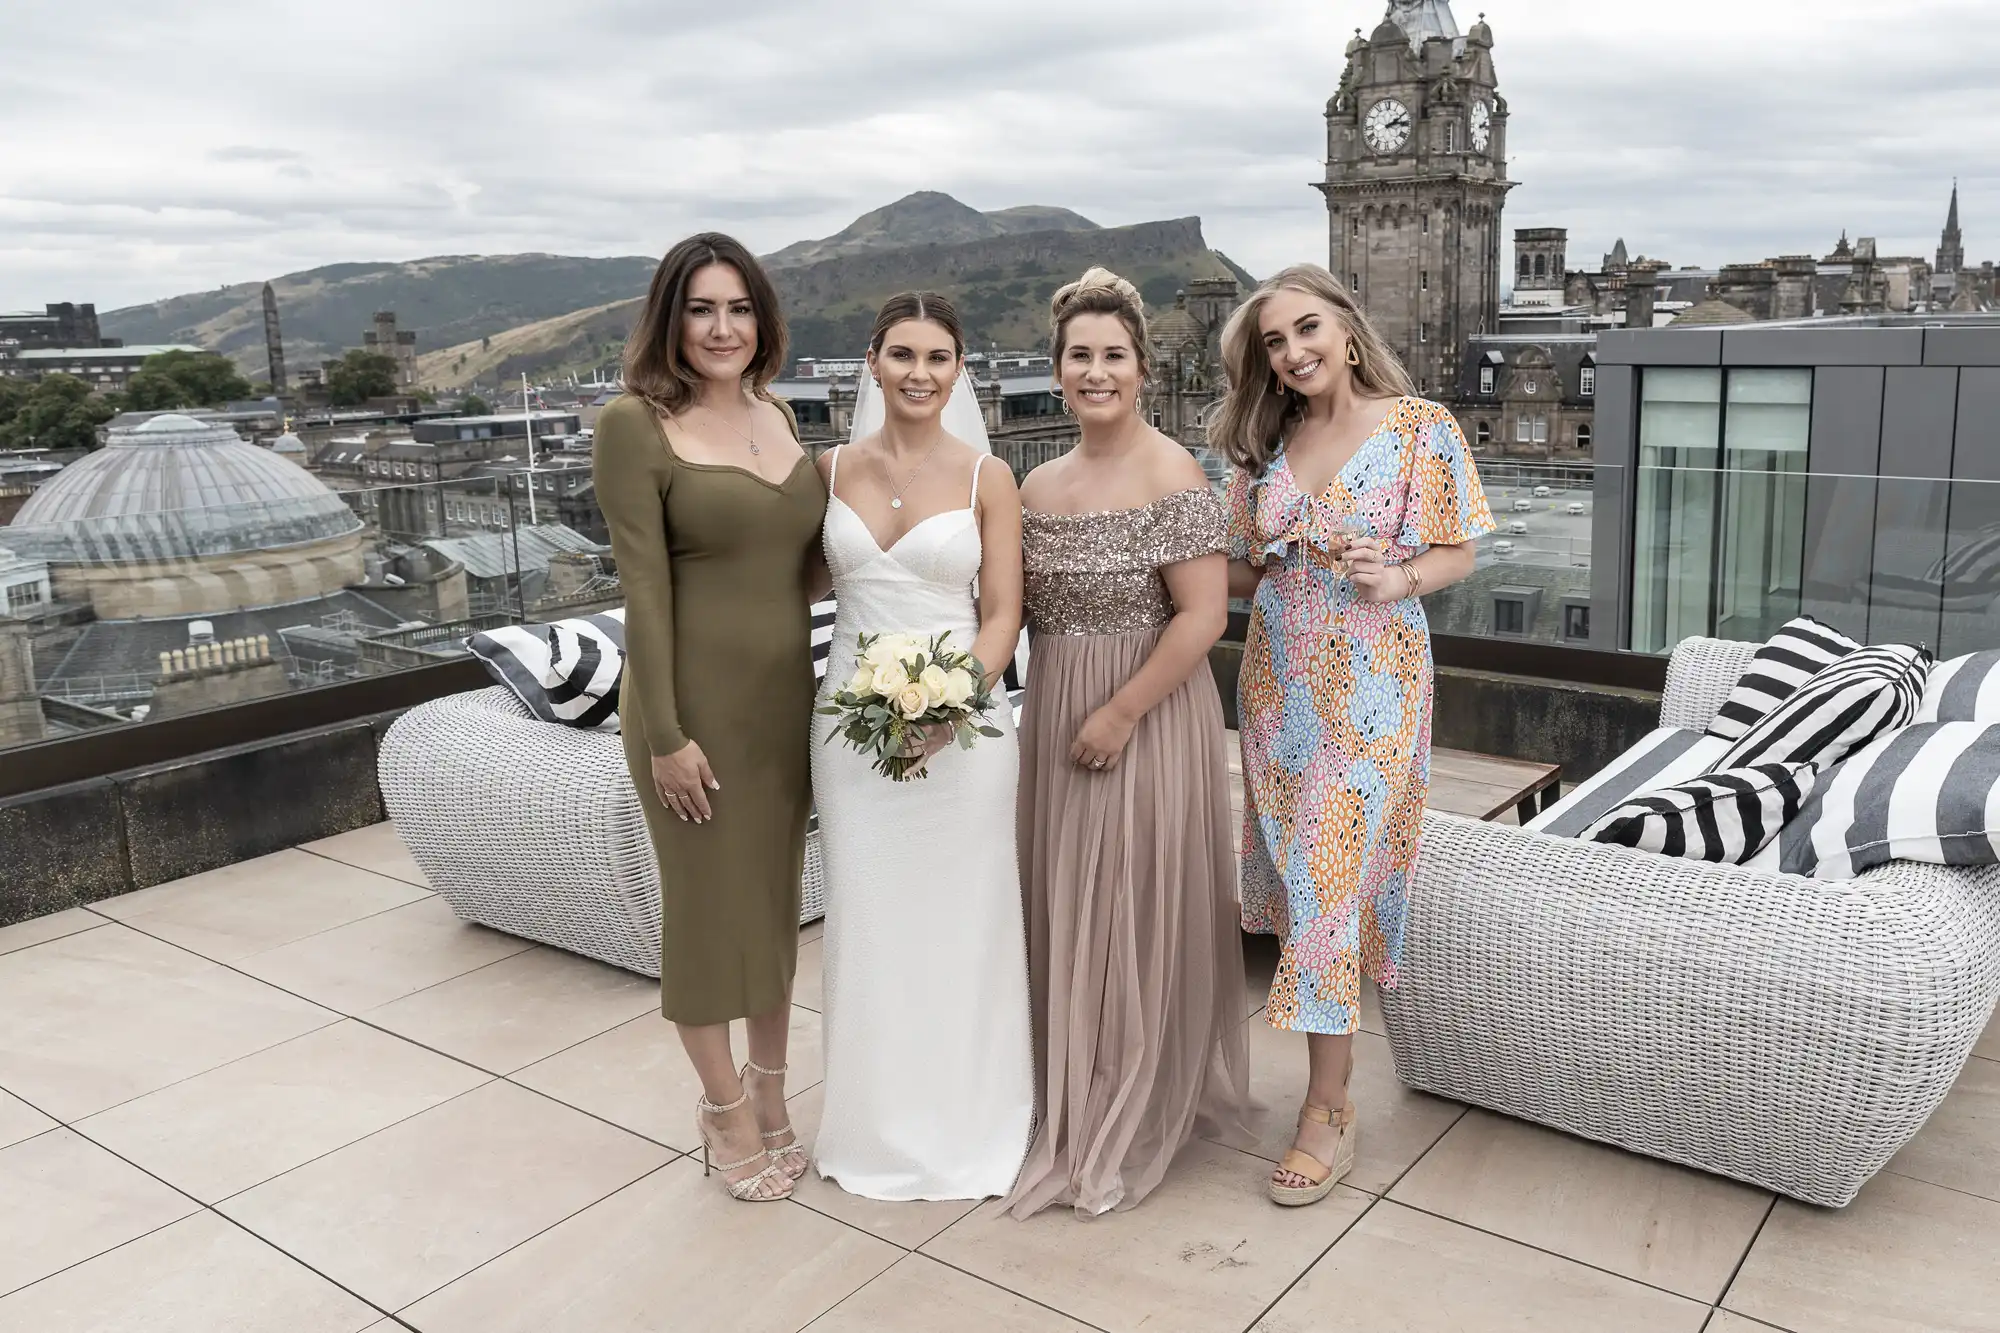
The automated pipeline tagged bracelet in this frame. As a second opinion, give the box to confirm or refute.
[1402,561,1425,597]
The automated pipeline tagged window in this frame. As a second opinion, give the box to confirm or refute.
[1562,601,1592,642]
[1422,214,1431,235]
[1493,599,1525,635]
[1350,272,1360,293]
[1479,365,1495,395]
[1475,420,1492,446]
[1422,270,1430,292]
[1533,417,1548,444]
[1580,364,1595,396]
[1150,411,1162,427]
[1444,123,1457,153]
[5,582,43,615]
[1576,423,1593,452]
[1519,254,1532,278]
[1534,254,1547,280]
[1352,216,1360,237]
[1419,323,1429,344]
[1515,417,1532,444]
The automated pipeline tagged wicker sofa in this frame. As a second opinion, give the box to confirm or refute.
[379,686,826,978]
[1381,634,2000,1207]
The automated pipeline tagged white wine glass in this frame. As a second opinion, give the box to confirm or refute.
[1331,516,1370,577]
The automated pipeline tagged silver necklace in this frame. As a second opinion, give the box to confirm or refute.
[699,404,761,455]
[885,438,943,510]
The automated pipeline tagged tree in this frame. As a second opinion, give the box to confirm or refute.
[325,350,401,407]
[0,374,117,451]
[120,350,253,411]
[460,393,490,416]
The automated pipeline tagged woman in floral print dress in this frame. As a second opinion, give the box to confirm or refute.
[1213,265,1493,1207]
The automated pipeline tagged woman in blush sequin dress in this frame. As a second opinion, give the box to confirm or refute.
[1213,265,1492,1207]
[1004,269,1254,1221]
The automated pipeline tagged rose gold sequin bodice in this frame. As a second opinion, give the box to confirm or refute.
[1022,488,1226,636]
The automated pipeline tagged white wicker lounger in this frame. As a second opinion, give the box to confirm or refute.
[1381,635,2000,1207]
[379,686,826,978]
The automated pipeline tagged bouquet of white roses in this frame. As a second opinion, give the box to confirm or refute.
[817,631,1004,782]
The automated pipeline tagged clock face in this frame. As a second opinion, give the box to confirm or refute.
[1469,100,1492,152]
[1364,99,1412,154]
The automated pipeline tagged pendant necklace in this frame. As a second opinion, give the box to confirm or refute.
[887,437,943,509]
[700,404,761,455]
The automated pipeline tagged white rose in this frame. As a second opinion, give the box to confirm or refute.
[893,683,930,720]
[846,663,875,697]
[861,635,907,670]
[870,662,907,696]
[941,666,976,708]
[918,664,951,708]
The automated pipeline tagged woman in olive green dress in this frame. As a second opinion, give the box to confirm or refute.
[593,232,827,1202]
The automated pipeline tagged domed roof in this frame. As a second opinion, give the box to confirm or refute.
[272,432,308,456]
[1671,299,1755,327]
[1150,293,1206,352]
[8,413,361,565]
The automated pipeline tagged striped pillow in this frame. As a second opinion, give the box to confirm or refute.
[1584,762,1818,863]
[1712,643,1931,772]
[1707,617,1860,741]
[467,609,627,730]
[1776,721,2000,879]
[1916,650,2000,722]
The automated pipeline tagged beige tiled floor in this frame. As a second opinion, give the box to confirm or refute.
[0,820,1996,1331]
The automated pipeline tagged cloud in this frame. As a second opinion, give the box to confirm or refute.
[1,0,1993,312]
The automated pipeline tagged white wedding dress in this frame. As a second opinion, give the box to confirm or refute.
[810,443,1035,1201]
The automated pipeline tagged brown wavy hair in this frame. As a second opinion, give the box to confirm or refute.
[622,232,788,416]
[1213,263,1414,475]
[1049,267,1150,379]
[869,291,965,356]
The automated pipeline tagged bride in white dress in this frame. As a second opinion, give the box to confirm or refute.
[809,292,1035,1201]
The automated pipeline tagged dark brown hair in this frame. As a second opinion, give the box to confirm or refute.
[868,291,965,356]
[1049,266,1150,379]
[622,232,788,416]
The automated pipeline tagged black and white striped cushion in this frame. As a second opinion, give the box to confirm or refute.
[1583,762,1818,863]
[1774,721,2000,879]
[1712,643,1930,771]
[1707,617,1860,741]
[1916,650,2000,723]
[810,599,835,680]
[467,609,626,730]
[1526,727,1730,837]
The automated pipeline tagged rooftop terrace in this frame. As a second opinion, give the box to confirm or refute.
[0,818,1994,1331]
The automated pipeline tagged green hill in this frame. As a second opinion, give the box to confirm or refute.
[106,193,1254,389]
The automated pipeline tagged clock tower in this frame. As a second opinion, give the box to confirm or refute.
[1320,4,1513,394]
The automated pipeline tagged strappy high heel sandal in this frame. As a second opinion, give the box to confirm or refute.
[695,1088,793,1202]
[742,1060,809,1181]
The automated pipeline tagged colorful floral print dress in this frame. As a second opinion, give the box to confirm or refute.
[1227,396,1494,1035]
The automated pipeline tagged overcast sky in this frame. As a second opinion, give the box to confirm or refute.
[2,0,1993,312]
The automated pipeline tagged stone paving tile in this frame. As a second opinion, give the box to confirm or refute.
[363,946,656,1074]
[1250,1200,1709,1333]
[808,1253,1096,1332]
[0,909,103,958]
[75,1020,490,1203]
[0,1211,381,1333]
[0,1091,56,1152]
[0,1128,198,1299]
[0,923,334,1121]
[301,822,431,888]
[233,895,532,1015]
[1725,1170,2000,1333]
[1389,1109,1772,1303]
[400,1155,898,1333]
[515,1004,822,1152]
[220,1080,669,1311]
[92,849,428,963]
[924,1138,1368,1333]
[1888,1053,2000,1203]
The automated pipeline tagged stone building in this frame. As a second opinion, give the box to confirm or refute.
[363,312,419,388]
[1321,2,1512,397]
[1142,275,1241,447]
[0,303,113,351]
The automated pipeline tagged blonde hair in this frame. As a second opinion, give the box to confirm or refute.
[1049,267,1150,378]
[1213,263,1414,475]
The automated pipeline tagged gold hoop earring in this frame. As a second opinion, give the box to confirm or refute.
[1052,386,1072,417]
[1347,343,1362,367]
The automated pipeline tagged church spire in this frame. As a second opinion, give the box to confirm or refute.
[1939,180,1965,274]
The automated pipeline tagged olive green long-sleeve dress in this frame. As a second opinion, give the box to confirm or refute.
[592,393,827,1025]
